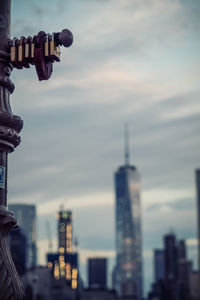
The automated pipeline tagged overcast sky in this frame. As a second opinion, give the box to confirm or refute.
[8,0,200,296]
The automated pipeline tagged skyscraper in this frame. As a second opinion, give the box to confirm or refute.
[195,169,200,272]
[88,258,107,290]
[114,126,142,299]
[149,234,192,300]
[164,233,177,281]
[9,204,37,268]
[9,228,26,276]
[57,210,72,254]
[47,209,79,290]
[154,249,165,282]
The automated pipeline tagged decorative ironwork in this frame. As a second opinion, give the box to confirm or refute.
[0,0,73,299]
[8,29,73,81]
[0,207,24,300]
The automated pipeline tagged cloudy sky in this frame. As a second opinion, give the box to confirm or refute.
[8,0,200,296]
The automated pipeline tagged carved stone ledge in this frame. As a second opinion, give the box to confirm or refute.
[0,206,24,300]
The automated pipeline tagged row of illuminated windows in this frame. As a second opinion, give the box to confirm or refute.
[59,224,72,236]
[48,260,78,289]
[57,212,72,220]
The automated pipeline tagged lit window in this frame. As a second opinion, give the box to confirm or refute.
[65,263,71,280]
[48,262,53,269]
[72,279,77,289]
[54,263,60,280]
[59,247,64,253]
[72,268,78,279]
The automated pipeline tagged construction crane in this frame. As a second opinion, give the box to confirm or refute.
[46,220,53,252]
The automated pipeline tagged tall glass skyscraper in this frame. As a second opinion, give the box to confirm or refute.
[154,249,165,282]
[195,169,200,272]
[114,127,142,299]
[9,204,37,269]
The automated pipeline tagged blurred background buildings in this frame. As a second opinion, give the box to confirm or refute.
[195,169,200,272]
[88,258,107,290]
[8,1,200,299]
[9,204,37,269]
[8,158,200,299]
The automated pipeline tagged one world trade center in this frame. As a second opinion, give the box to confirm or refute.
[114,126,143,299]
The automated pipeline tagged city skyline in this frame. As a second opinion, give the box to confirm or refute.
[7,0,200,295]
[148,232,194,299]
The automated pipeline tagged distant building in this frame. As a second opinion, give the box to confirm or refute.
[149,234,194,300]
[177,240,186,261]
[9,204,37,268]
[190,271,200,300]
[22,266,78,300]
[58,210,72,254]
[47,252,78,287]
[80,289,117,300]
[23,266,51,300]
[154,249,165,282]
[148,280,165,300]
[47,209,79,291]
[88,258,107,290]
[195,169,200,271]
[9,228,26,276]
[164,233,177,281]
[151,234,192,300]
[114,126,142,299]
[178,240,192,299]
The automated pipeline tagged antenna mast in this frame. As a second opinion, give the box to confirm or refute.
[46,221,53,252]
[124,123,130,166]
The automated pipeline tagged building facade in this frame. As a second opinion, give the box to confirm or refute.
[80,289,117,300]
[114,130,142,299]
[190,271,200,300]
[9,228,26,276]
[9,204,37,269]
[148,234,192,300]
[47,252,78,288]
[47,209,79,291]
[164,233,177,281]
[195,169,200,272]
[88,258,107,290]
[154,249,165,282]
[58,210,72,254]
[22,266,78,300]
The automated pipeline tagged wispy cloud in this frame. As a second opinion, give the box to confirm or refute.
[9,0,200,295]
[187,238,198,247]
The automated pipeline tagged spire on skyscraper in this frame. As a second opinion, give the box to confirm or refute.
[114,130,143,298]
[124,123,130,166]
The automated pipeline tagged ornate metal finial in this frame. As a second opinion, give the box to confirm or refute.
[8,28,73,81]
